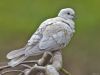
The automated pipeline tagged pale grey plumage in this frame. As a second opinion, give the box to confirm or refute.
[7,8,75,67]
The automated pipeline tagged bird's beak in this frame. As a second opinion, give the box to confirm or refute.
[72,14,76,20]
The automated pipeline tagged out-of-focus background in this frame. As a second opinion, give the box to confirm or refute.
[0,0,100,75]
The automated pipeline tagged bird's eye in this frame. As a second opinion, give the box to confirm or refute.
[67,12,70,15]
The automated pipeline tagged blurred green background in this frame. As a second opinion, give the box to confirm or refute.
[0,0,100,75]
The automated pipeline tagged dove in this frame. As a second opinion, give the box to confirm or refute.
[7,8,75,67]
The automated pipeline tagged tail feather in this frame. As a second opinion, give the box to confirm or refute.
[8,55,28,67]
[7,47,25,59]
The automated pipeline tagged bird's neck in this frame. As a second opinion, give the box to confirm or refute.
[58,15,69,20]
[58,17,75,31]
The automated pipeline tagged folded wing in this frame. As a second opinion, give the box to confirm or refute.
[39,22,68,51]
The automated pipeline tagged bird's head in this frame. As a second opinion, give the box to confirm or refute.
[58,8,75,20]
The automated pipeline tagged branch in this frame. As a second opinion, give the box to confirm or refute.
[0,50,71,75]
[0,60,38,71]
[0,70,24,75]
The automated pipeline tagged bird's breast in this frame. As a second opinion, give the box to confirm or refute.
[43,23,66,36]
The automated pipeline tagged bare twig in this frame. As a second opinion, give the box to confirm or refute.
[21,64,31,69]
[0,60,38,71]
[0,65,10,71]
[0,70,24,75]
[21,60,38,64]
[61,68,71,75]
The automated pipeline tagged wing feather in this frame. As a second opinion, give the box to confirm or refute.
[39,22,68,50]
[7,47,25,59]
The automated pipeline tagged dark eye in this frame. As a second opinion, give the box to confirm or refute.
[67,12,70,15]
